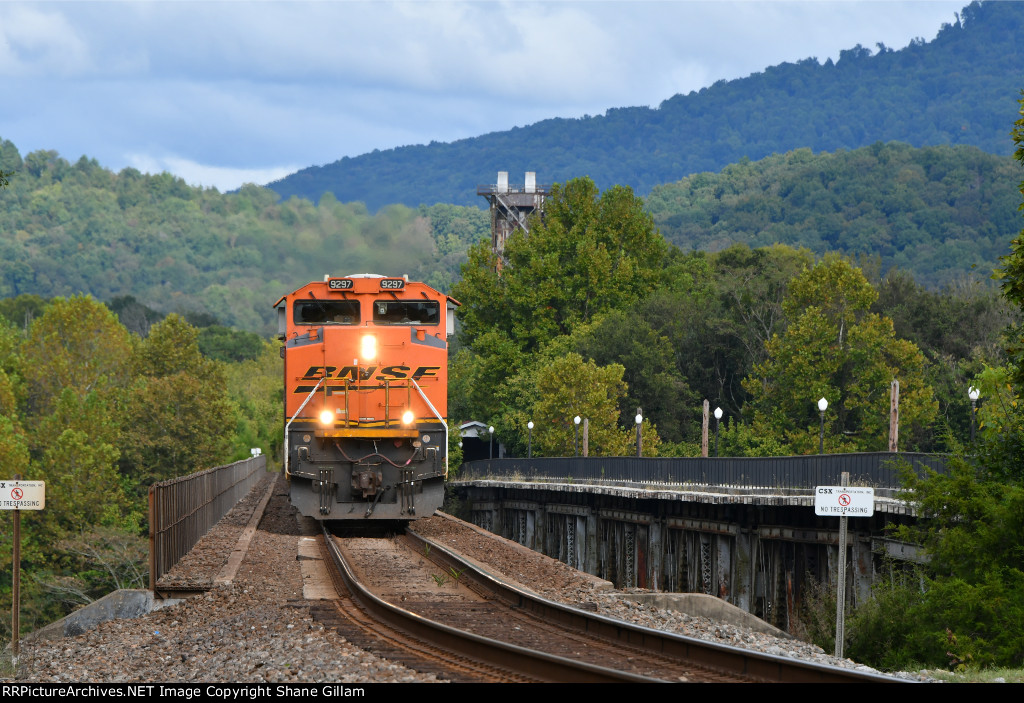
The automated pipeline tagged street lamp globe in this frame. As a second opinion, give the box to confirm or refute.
[968,386,981,444]
[713,407,723,457]
[817,398,828,454]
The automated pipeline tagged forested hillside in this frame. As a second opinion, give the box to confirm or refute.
[0,141,488,333]
[1,135,1017,318]
[647,142,1020,285]
[267,1,1024,210]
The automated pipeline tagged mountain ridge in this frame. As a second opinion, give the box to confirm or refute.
[267,1,1024,211]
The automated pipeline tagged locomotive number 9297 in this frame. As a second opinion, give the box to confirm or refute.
[275,273,458,521]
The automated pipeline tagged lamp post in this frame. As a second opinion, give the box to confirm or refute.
[968,386,980,444]
[489,425,494,459]
[573,416,581,457]
[635,413,643,457]
[527,421,534,458]
[713,407,723,457]
[818,397,828,454]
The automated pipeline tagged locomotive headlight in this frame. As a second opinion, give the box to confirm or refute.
[319,409,335,425]
[402,410,414,426]
[361,334,377,361]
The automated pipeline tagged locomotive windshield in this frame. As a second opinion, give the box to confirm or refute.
[293,300,360,325]
[372,300,440,325]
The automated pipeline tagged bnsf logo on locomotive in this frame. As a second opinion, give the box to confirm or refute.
[299,365,439,382]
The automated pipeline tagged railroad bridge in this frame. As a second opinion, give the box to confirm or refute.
[447,453,943,631]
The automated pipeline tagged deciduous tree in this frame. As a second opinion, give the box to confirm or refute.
[121,315,236,485]
[527,353,654,457]
[744,255,936,452]
[20,295,133,415]
[452,177,667,353]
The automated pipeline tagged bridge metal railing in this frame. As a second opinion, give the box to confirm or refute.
[148,455,266,588]
[456,452,946,493]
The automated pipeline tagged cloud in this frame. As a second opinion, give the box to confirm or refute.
[125,152,302,193]
[0,4,92,76]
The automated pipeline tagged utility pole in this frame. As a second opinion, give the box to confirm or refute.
[888,380,899,453]
[701,400,710,458]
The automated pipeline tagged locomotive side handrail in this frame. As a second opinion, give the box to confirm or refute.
[283,376,325,479]
[148,455,266,589]
[411,376,449,478]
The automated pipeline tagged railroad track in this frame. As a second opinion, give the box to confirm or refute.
[315,523,905,683]
[315,524,655,682]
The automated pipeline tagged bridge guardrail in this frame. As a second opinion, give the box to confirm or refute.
[148,455,266,588]
[455,452,946,492]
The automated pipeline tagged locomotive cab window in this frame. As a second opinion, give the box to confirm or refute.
[293,300,360,325]
[372,300,440,325]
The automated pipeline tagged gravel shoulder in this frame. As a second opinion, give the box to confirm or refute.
[15,474,441,683]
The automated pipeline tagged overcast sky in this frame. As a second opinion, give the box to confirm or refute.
[0,1,969,191]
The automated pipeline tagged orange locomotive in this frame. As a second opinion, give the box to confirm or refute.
[275,274,457,520]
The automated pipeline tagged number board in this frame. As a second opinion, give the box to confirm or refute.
[328,278,354,290]
[379,279,405,290]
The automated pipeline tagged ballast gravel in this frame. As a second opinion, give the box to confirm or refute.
[12,473,939,683]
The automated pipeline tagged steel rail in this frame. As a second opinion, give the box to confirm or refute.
[403,527,910,684]
[320,523,659,683]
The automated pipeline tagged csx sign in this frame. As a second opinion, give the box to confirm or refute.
[814,486,874,517]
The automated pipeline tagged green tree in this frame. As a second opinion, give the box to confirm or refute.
[223,340,283,464]
[20,295,133,416]
[447,330,528,426]
[873,268,1014,450]
[35,389,128,531]
[121,315,236,486]
[198,325,265,363]
[573,310,696,443]
[744,255,936,452]
[0,294,49,332]
[131,313,204,377]
[999,89,1024,394]
[0,414,29,479]
[453,177,667,352]
[526,353,653,457]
